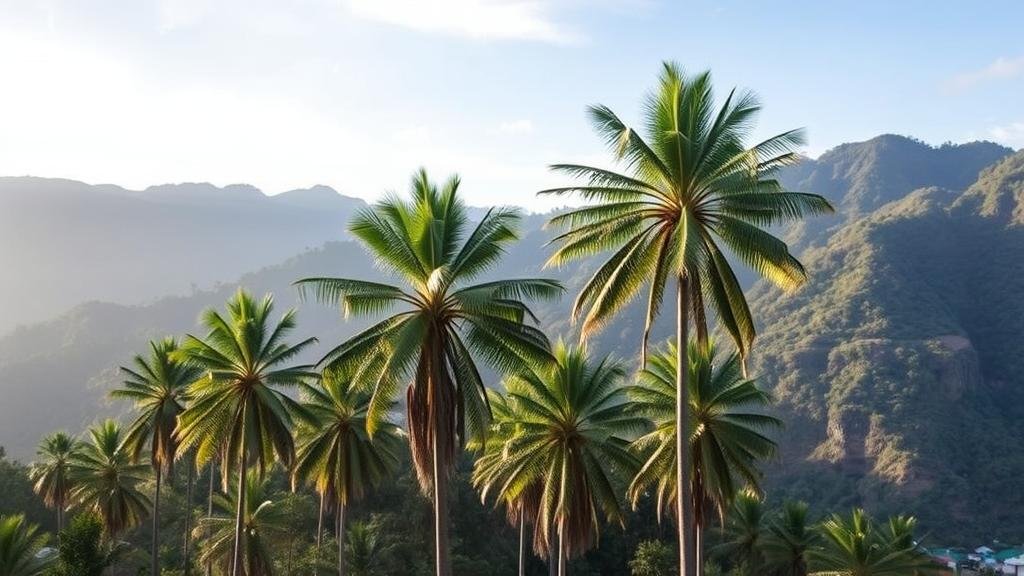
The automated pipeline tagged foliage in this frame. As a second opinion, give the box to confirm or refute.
[627,340,779,525]
[28,433,80,532]
[809,509,938,576]
[630,540,676,576]
[0,514,52,576]
[295,169,561,491]
[51,514,125,576]
[473,342,642,562]
[193,472,288,576]
[292,368,403,506]
[762,501,817,576]
[67,421,151,536]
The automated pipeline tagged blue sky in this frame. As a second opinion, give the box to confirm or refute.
[1,0,1021,210]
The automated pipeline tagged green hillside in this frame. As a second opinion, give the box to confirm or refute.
[750,150,1024,542]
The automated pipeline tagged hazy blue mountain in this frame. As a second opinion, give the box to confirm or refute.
[0,177,365,332]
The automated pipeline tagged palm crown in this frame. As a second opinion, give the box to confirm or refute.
[293,368,403,506]
[113,337,201,472]
[68,420,151,536]
[542,62,833,360]
[295,169,562,489]
[176,289,318,479]
[29,431,81,531]
[474,343,642,565]
[627,340,780,525]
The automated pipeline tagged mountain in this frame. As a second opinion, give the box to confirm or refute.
[0,177,366,333]
[749,150,1024,542]
[0,136,1020,544]
[779,135,1012,249]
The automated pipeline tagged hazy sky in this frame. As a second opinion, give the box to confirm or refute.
[1,0,1022,210]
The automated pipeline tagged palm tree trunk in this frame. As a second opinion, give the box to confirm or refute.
[184,459,194,576]
[676,275,696,576]
[517,508,526,576]
[432,427,451,576]
[557,517,567,576]
[314,491,325,576]
[206,461,215,576]
[337,502,346,576]
[695,524,703,576]
[231,432,247,576]
[548,530,557,576]
[153,465,163,576]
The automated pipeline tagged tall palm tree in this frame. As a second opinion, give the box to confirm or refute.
[714,492,767,576]
[810,509,938,576]
[627,340,780,571]
[763,501,817,576]
[471,391,542,576]
[292,368,403,576]
[176,289,317,576]
[112,337,202,576]
[68,420,152,536]
[295,169,561,576]
[193,472,288,576]
[0,515,54,576]
[473,343,642,576]
[542,62,832,575]
[29,432,81,532]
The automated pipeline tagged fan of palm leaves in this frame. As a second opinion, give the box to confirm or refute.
[68,420,151,536]
[627,339,779,527]
[473,342,643,572]
[29,432,81,532]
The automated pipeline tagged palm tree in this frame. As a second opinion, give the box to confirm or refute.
[627,340,780,571]
[345,521,387,576]
[29,432,80,532]
[810,509,938,576]
[68,420,152,536]
[0,515,54,576]
[193,472,288,576]
[112,337,202,576]
[176,289,317,576]
[471,390,542,576]
[292,368,403,576]
[542,62,833,575]
[295,169,561,576]
[473,343,642,576]
[763,501,817,576]
[714,492,767,576]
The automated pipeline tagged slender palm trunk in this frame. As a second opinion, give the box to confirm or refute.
[153,466,163,576]
[695,524,703,576]
[231,432,247,576]
[432,427,451,576]
[548,530,558,576]
[676,275,696,576]
[337,502,346,576]
[314,491,325,576]
[206,461,215,576]
[517,508,526,576]
[557,517,567,576]
[184,460,194,576]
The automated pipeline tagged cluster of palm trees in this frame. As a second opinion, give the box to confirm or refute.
[19,61,846,576]
[715,496,938,576]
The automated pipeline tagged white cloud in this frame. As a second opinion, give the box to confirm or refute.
[497,119,534,135]
[948,55,1024,92]
[987,122,1024,147]
[347,0,579,43]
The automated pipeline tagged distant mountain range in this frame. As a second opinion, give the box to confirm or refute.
[0,135,1020,544]
[0,178,365,332]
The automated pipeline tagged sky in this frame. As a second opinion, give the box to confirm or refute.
[1,0,1022,210]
